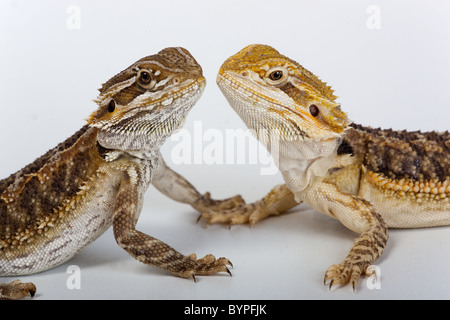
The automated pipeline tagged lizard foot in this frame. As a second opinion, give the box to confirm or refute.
[324,259,369,291]
[193,192,246,211]
[324,217,387,291]
[196,199,267,227]
[0,280,36,300]
[178,254,233,280]
[193,192,260,226]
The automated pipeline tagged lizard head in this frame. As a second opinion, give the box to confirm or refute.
[217,44,349,141]
[88,47,205,151]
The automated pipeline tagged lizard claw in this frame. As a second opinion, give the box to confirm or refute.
[180,254,233,280]
[323,260,368,292]
[328,280,334,291]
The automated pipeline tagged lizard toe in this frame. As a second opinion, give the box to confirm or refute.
[324,260,367,291]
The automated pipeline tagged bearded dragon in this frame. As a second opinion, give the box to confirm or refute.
[200,44,450,290]
[0,47,240,299]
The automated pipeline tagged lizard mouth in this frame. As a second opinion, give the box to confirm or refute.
[217,71,318,139]
[91,77,205,130]
[122,76,206,116]
[95,77,205,151]
[217,71,344,140]
[217,71,309,120]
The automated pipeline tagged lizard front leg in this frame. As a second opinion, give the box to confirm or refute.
[300,180,388,290]
[114,170,231,279]
[197,184,300,226]
[152,156,245,215]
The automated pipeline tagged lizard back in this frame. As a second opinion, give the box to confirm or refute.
[340,123,450,182]
[338,123,450,228]
[0,125,105,251]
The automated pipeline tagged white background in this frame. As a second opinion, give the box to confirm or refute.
[0,0,449,300]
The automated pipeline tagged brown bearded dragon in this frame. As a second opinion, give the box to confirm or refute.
[200,44,450,290]
[0,47,240,299]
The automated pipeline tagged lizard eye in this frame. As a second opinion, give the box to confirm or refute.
[137,69,156,89]
[269,71,283,81]
[264,67,288,86]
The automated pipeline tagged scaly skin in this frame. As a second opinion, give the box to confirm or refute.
[202,44,450,290]
[0,47,240,299]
